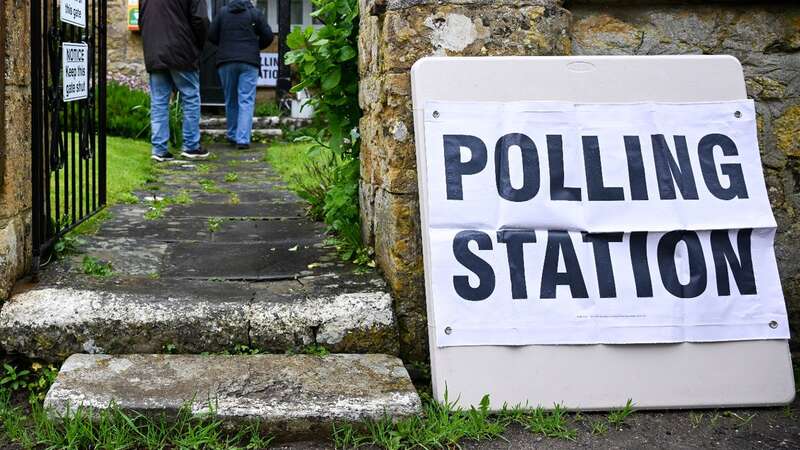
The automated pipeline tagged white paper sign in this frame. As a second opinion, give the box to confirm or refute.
[257,52,278,87]
[62,43,88,102]
[61,0,86,28]
[422,100,790,347]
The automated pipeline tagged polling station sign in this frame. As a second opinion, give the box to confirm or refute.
[62,43,89,102]
[421,100,790,347]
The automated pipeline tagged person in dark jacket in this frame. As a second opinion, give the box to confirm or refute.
[208,0,274,149]
[139,0,210,161]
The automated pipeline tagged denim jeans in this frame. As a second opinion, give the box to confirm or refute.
[218,62,259,145]
[149,70,201,156]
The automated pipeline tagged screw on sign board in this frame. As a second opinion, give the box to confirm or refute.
[411,56,796,410]
[61,0,86,28]
[62,42,88,102]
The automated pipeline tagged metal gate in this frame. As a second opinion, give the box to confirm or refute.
[30,0,107,271]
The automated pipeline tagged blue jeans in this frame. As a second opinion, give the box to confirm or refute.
[218,63,258,145]
[149,70,201,156]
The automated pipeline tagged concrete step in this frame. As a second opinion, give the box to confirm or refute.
[201,128,283,139]
[44,353,421,437]
[0,274,398,362]
[199,116,310,130]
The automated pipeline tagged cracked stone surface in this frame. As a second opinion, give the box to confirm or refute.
[0,144,399,361]
[44,354,421,436]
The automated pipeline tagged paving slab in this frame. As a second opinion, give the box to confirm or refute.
[162,242,333,280]
[211,219,327,243]
[44,353,421,436]
[165,202,305,219]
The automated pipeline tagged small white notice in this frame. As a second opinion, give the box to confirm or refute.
[62,43,88,102]
[423,100,789,347]
[61,0,86,28]
[257,52,278,87]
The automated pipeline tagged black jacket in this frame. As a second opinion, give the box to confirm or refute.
[208,0,274,68]
[139,0,209,72]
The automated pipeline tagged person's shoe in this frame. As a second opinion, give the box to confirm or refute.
[181,147,210,160]
[237,143,250,150]
[151,152,175,162]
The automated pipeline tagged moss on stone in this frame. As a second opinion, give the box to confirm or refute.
[774,105,800,157]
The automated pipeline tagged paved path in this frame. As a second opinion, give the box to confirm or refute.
[1,143,398,360]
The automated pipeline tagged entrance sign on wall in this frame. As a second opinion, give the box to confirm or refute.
[424,101,788,347]
[412,55,796,410]
[62,43,88,102]
[60,0,86,28]
[258,53,278,87]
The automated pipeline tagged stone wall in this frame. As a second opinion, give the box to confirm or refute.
[358,0,800,361]
[107,0,147,87]
[1,0,32,301]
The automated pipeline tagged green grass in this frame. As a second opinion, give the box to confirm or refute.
[63,136,154,235]
[0,390,273,450]
[262,142,318,192]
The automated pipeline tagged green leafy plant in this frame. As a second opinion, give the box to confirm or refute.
[81,256,113,277]
[229,192,241,205]
[107,81,151,139]
[224,172,239,183]
[27,363,58,403]
[53,234,83,259]
[286,0,360,158]
[285,0,373,267]
[0,364,30,392]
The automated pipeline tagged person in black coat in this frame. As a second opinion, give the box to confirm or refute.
[139,0,210,161]
[208,0,274,149]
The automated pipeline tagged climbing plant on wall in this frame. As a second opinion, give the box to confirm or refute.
[285,0,370,264]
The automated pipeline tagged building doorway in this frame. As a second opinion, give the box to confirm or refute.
[200,0,315,107]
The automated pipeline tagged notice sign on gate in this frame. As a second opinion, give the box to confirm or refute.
[61,0,86,28]
[421,100,790,347]
[62,43,88,102]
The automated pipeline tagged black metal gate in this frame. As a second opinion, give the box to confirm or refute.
[30,0,107,271]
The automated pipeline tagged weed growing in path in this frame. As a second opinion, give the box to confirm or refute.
[607,399,635,429]
[207,217,224,233]
[591,420,608,436]
[199,179,225,193]
[229,192,241,205]
[224,172,239,183]
[81,256,113,277]
[118,192,139,204]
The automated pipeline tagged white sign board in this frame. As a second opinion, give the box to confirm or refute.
[258,52,278,87]
[62,43,88,102]
[411,55,796,410]
[425,100,788,347]
[60,0,86,28]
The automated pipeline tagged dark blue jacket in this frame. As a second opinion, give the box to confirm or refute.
[208,0,274,68]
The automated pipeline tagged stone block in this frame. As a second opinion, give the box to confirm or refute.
[44,353,421,437]
[0,214,30,301]
[381,3,570,71]
[3,0,30,87]
[1,86,32,218]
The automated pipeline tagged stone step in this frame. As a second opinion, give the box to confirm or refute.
[44,353,421,437]
[201,128,283,139]
[199,116,310,130]
[0,274,398,362]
